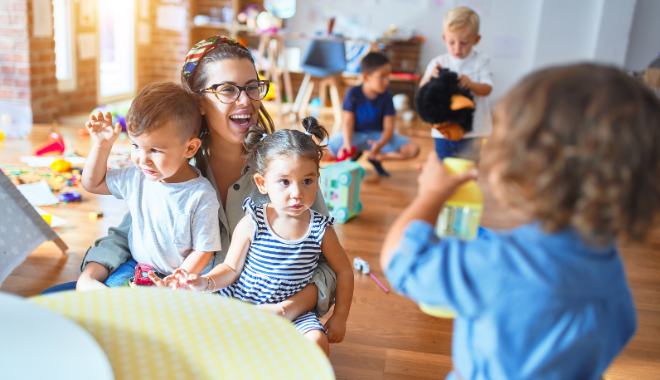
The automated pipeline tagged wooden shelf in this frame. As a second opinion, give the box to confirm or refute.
[192,20,256,34]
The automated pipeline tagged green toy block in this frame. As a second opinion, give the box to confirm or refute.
[319,161,366,223]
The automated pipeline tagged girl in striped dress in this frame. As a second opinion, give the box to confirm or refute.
[167,117,354,356]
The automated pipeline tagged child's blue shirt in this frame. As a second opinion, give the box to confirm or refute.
[386,220,636,380]
[342,85,395,133]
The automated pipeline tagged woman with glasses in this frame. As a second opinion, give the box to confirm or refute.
[43,36,338,325]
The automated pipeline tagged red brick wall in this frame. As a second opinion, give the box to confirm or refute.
[26,0,59,123]
[0,0,31,106]
[1,0,193,123]
[57,0,97,115]
[141,0,192,85]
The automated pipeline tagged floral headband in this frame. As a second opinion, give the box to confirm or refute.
[181,35,247,81]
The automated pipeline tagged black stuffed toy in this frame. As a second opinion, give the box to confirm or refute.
[416,69,475,141]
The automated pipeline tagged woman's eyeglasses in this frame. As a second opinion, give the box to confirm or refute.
[199,80,270,104]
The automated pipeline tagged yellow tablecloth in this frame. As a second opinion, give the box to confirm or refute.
[31,288,334,380]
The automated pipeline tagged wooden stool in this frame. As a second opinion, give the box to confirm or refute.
[256,33,294,121]
[292,73,343,133]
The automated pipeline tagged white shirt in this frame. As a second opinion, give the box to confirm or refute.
[106,166,221,274]
[423,50,493,139]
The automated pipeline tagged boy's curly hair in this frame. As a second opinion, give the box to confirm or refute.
[482,64,660,243]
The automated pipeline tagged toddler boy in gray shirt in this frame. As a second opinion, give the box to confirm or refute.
[82,82,221,286]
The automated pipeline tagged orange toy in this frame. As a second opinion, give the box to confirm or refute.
[34,132,66,156]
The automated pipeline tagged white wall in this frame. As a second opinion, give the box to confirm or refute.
[287,0,642,101]
[624,0,660,72]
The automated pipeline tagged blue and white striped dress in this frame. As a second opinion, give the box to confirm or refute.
[219,198,335,334]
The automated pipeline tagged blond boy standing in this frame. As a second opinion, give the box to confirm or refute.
[420,6,493,160]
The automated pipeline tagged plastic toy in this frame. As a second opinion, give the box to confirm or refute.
[353,257,389,293]
[416,69,475,141]
[58,191,81,203]
[133,263,156,286]
[420,158,483,319]
[2,167,81,190]
[34,132,65,156]
[336,146,357,162]
[0,131,4,140]
[50,159,72,173]
[131,263,167,287]
[40,213,52,225]
[319,161,365,223]
[436,158,482,240]
[89,211,103,219]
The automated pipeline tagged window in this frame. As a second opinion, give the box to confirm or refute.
[98,0,136,102]
[53,0,76,92]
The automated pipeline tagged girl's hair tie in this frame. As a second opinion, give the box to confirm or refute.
[304,131,313,137]
[261,133,268,141]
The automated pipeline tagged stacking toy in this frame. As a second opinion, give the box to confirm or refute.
[420,157,483,318]
[34,132,65,156]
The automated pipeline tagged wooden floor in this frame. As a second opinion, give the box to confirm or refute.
[1,121,659,379]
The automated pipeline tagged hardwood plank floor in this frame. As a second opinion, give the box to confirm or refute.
[1,123,659,379]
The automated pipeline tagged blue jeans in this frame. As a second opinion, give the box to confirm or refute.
[40,259,137,294]
[434,137,481,161]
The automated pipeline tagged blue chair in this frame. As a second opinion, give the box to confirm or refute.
[292,37,347,132]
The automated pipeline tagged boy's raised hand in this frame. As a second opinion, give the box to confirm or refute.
[418,152,477,199]
[86,111,122,148]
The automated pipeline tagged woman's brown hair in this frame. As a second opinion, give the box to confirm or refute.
[482,63,660,243]
[181,43,275,177]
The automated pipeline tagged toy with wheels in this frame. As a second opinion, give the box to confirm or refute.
[319,161,365,223]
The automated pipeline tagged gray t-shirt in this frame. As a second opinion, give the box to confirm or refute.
[106,166,221,274]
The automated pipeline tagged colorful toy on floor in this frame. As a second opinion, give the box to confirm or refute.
[353,257,389,293]
[336,146,357,162]
[58,191,81,203]
[89,211,103,218]
[0,131,4,141]
[50,159,72,173]
[34,132,65,156]
[2,167,82,191]
[319,160,365,223]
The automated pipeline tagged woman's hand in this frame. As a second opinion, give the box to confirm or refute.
[324,315,347,343]
[86,111,122,149]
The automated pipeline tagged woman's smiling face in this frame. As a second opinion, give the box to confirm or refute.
[199,58,262,146]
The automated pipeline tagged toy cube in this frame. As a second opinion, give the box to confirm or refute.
[319,161,366,223]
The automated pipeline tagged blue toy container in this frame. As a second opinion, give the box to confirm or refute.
[319,161,366,223]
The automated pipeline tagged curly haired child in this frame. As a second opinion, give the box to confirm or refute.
[382,64,660,379]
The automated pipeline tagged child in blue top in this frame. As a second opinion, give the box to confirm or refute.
[326,52,420,176]
[381,64,660,380]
